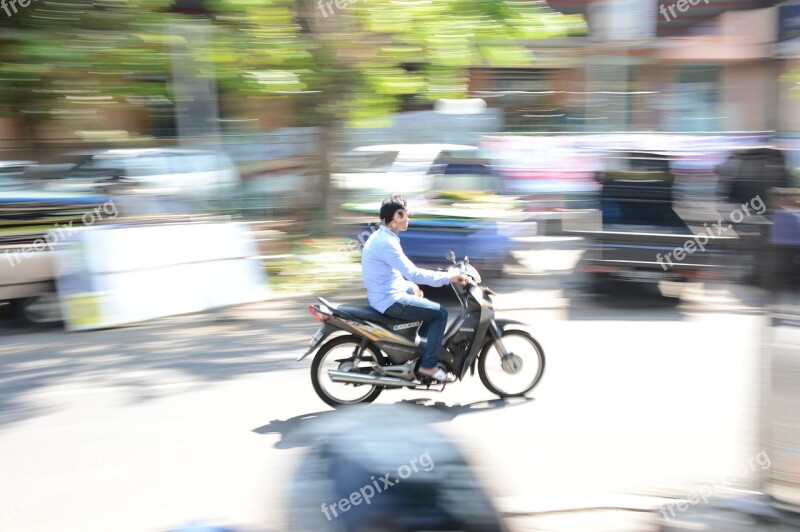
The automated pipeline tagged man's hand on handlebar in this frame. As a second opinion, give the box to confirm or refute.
[450,272,471,286]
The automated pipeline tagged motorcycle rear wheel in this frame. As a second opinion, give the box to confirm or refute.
[311,335,383,408]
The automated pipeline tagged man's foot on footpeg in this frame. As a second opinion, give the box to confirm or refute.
[417,366,455,383]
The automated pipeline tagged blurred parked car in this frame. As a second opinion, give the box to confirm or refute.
[0,187,114,324]
[33,148,239,202]
[0,161,36,190]
[330,143,479,198]
[342,155,530,275]
[429,154,503,196]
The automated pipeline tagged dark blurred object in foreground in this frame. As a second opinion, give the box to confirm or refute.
[286,405,506,531]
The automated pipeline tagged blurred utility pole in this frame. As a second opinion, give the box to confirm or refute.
[168,0,222,149]
[585,0,657,132]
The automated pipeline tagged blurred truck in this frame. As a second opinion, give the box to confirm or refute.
[568,152,734,293]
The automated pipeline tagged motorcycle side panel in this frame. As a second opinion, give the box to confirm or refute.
[385,320,423,343]
[339,318,421,347]
[379,341,420,364]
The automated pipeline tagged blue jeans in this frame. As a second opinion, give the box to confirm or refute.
[383,295,448,369]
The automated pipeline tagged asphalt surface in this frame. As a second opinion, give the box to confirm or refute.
[0,266,777,531]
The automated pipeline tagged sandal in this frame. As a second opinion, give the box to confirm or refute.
[418,367,456,383]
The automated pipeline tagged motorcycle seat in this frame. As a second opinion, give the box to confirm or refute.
[318,297,415,329]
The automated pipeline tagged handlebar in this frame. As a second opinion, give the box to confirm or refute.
[451,273,477,288]
[442,253,481,286]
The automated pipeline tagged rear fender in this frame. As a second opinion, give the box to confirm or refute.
[297,323,338,361]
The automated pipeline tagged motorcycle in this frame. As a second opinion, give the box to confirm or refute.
[297,252,546,408]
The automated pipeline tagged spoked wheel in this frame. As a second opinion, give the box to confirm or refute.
[311,335,383,408]
[479,330,545,398]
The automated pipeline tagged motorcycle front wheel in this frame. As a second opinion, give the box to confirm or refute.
[311,335,383,408]
[479,330,545,397]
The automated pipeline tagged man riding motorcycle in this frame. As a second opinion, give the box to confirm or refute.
[361,194,470,383]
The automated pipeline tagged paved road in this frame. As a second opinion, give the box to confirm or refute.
[0,273,771,531]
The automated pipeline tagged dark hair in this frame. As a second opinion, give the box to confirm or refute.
[379,194,407,224]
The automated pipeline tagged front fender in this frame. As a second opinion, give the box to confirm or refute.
[481,318,533,351]
[493,318,532,334]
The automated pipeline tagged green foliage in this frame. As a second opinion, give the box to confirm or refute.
[0,1,174,127]
[0,0,587,128]
[290,0,587,124]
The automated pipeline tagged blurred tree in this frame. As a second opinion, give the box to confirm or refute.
[0,0,587,134]
[206,0,586,222]
[0,1,176,150]
[0,0,585,215]
[203,0,587,127]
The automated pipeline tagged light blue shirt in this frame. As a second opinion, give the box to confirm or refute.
[361,225,452,313]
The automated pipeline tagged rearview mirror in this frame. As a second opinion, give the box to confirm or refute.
[446,251,456,263]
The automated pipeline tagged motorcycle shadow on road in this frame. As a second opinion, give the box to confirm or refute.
[252,396,534,449]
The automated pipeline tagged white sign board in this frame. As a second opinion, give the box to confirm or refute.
[55,222,270,331]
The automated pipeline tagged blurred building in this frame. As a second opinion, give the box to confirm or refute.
[471,0,800,135]
[1,0,799,164]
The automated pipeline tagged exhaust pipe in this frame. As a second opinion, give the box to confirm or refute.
[328,370,416,388]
